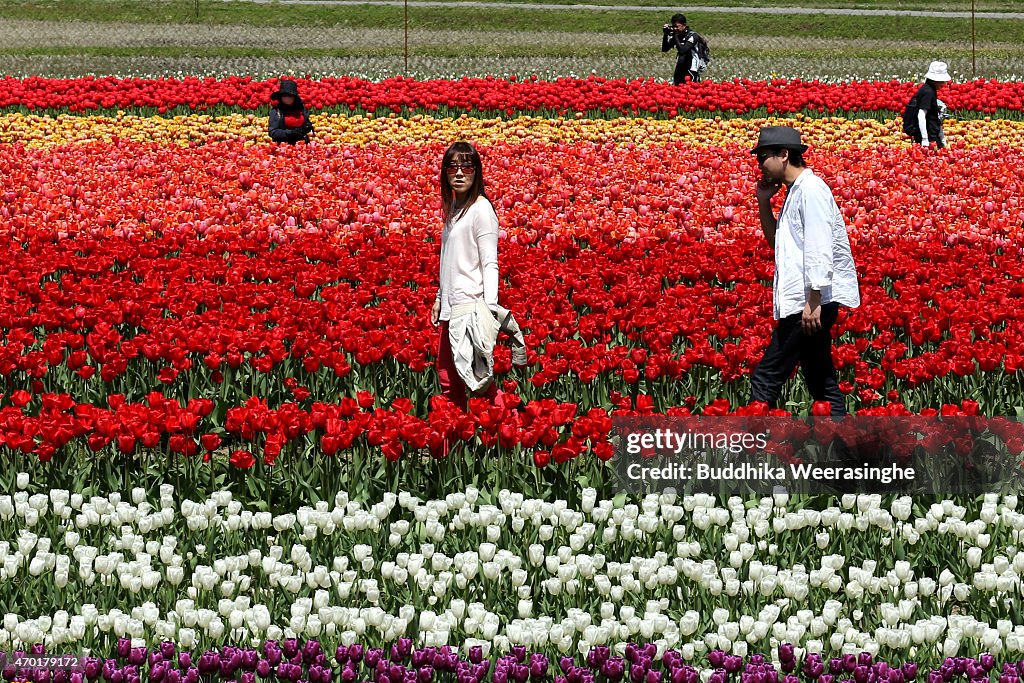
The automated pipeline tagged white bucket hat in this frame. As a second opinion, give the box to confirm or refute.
[925,61,952,82]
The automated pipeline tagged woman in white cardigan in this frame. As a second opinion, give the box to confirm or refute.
[429,141,501,409]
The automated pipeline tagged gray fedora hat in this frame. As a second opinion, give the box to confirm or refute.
[751,126,808,154]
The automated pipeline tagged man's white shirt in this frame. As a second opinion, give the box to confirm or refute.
[773,168,861,320]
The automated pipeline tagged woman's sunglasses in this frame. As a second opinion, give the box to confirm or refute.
[444,162,476,175]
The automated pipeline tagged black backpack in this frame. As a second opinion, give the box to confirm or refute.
[902,95,919,137]
[691,32,711,73]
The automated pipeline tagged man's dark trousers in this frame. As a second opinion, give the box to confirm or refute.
[749,302,845,416]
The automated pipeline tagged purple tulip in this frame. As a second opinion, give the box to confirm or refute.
[278,640,297,660]
[602,659,624,683]
[83,659,102,682]
[820,676,834,683]
[511,648,527,665]
[102,660,117,682]
[645,671,662,683]
[586,649,606,670]
[709,672,727,683]
[72,674,85,683]
[301,641,320,663]
[726,657,744,675]
[110,671,123,683]
[149,662,167,683]
[340,665,356,683]
[804,657,825,680]
[165,671,180,683]
[530,656,549,681]
[114,640,130,660]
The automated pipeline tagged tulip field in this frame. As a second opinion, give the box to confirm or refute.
[3,74,1024,682]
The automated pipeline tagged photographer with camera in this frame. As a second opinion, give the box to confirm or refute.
[661,13,704,84]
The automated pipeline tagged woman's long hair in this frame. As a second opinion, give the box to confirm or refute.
[440,141,487,224]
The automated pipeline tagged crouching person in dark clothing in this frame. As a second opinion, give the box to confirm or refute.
[269,79,313,144]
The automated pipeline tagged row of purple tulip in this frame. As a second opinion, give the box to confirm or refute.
[3,641,1021,683]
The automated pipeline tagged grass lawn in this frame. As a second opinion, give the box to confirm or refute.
[2,0,1021,79]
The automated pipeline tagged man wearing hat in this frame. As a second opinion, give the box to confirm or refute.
[903,61,951,148]
[748,126,860,416]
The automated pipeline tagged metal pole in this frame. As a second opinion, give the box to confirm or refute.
[971,0,977,78]
[404,0,409,75]
[195,0,200,20]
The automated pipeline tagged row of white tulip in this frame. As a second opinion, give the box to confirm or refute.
[3,54,1023,84]
[2,475,1023,666]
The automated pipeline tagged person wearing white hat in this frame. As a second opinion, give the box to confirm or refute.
[902,61,951,149]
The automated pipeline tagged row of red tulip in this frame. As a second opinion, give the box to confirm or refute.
[2,139,1022,420]
[1,75,1022,115]
[1,385,998,467]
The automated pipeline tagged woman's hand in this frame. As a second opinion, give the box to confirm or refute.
[430,299,440,326]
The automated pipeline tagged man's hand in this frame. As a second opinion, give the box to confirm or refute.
[756,177,782,204]
[430,299,440,326]
[802,291,822,334]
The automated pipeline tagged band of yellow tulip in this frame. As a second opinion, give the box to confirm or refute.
[4,112,1024,149]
